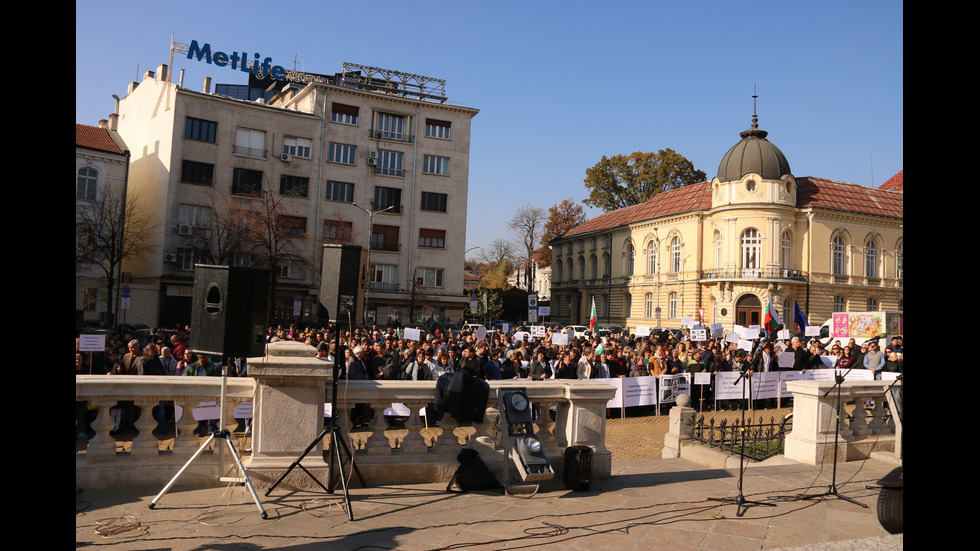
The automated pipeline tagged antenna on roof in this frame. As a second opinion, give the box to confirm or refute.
[752,83,759,129]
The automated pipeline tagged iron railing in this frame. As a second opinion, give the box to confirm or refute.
[690,413,793,461]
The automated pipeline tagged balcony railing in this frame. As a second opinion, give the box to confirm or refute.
[700,268,808,281]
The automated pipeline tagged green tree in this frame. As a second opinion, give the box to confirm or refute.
[583,149,706,212]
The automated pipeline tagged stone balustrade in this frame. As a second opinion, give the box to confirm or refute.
[75,342,617,490]
[783,379,902,465]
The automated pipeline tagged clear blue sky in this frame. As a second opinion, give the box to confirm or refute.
[76,1,903,257]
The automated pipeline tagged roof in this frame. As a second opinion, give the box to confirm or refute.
[76,124,126,155]
[797,176,903,219]
[878,170,903,192]
[558,175,903,240]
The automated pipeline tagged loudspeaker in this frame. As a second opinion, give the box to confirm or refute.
[320,244,366,327]
[563,445,593,491]
[190,265,270,357]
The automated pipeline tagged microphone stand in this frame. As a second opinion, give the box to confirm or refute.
[799,366,867,508]
[710,351,775,517]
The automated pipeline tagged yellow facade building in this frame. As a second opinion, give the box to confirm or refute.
[550,114,903,333]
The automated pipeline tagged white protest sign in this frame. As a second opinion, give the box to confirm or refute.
[658,373,691,405]
[552,332,569,345]
[805,325,821,337]
[530,325,546,338]
[681,317,694,328]
[404,327,422,341]
[475,326,488,341]
[636,325,651,336]
[78,334,106,353]
[690,328,707,341]
[711,323,724,338]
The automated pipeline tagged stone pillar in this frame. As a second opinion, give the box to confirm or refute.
[245,341,333,488]
[554,381,617,478]
[662,394,695,458]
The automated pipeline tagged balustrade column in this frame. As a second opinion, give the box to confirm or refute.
[131,398,160,456]
[173,399,201,455]
[85,401,119,459]
[364,401,393,454]
[397,401,428,454]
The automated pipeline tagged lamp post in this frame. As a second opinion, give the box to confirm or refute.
[352,202,393,326]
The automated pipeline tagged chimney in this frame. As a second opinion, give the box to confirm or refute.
[98,119,108,129]
[108,113,119,131]
[203,76,212,94]
[156,64,168,82]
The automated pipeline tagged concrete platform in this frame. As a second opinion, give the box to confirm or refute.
[75,454,901,550]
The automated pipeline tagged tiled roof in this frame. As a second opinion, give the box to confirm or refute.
[558,175,903,239]
[797,176,903,219]
[878,170,903,192]
[76,124,125,155]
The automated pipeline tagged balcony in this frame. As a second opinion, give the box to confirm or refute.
[700,268,808,282]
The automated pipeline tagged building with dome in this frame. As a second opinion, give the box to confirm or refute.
[548,111,903,333]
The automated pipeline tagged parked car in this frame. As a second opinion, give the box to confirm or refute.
[566,325,591,338]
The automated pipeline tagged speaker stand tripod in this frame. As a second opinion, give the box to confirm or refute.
[265,333,365,521]
[799,368,868,508]
[149,365,267,518]
[710,367,776,517]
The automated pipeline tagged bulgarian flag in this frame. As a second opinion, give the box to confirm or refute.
[763,300,783,336]
[589,296,597,333]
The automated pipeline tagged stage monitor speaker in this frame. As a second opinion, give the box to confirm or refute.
[563,445,593,491]
[190,265,270,357]
[320,244,366,327]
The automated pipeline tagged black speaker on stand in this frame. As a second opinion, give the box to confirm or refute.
[190,265,271,357]
[320,244,366,329]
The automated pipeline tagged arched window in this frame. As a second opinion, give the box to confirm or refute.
[670,237,681,273]
[713,231,723,268]
[896,242,903,280]
[566,258,573,281]
[740,229,760,272]
[556,261,563,282]
[603,253,611,278]
[865,239,879,278]
[625,244,635,276]
[832,235,847,275]
[77,167,98,201]
[648,241,658,274]
[579,256,585,280]
[590,254,598,280]
[867,297,879,310]
[781,231,792,270]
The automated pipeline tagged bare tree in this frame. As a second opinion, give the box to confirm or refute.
[478,237,517,265]
[76,185,157,324]
[186,190,255,265]
[507,205,546,291]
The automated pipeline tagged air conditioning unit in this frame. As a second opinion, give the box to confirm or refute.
[164,253,177,263]
[178,224,193,235]
[280,153,292,162]
[367,156,377,165]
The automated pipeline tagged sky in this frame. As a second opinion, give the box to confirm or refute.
[76,1,903,258]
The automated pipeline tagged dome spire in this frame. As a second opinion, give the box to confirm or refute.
[740,85,767,139]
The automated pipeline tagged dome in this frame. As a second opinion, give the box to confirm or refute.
[716,115,791,182]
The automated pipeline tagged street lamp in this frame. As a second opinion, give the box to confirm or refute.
[352,202,393,326]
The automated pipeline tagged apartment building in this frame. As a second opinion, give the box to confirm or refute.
[114,61,478,329]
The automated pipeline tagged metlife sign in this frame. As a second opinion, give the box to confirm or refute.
[185,40,288,81]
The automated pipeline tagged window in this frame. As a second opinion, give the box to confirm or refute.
[420,192,448,212]
[77,168,98,200]
[648,242,659,274]
[713,231,722,268]
[556,261,563,282]
[76,223,94,258]
[579,256,585,280]
[371,264,398,290]
[371,224,400,251]
[668,292,678,318]
[419,228,446,248]
[324,220,353,243]
[374,186,402,213]
[832,235,847,275]
[671,237,682,273]
[282,136,312,158]
[231,168,263,195]
[422,155,450,175]
[645,293,654,318]
[590,255,598,279]
[328,143,357,165]
[180,160,214,186]
[602,294,610,317]
[625,293,632,317]
[177,248,197,270]
[834,295,847,312]
[178,204,210,227]
[626,244,635,276]
[375,150,404,176]
[234,128,266,157]
[867,297,879,310]
[603,253,611,278]
[82,288,99,311]
[425,118,451,139]
[325,181,354,203]
[185,117,217,142]
[566,258,573,281]
[896,242,903,280]
[279,175,310,197]
[278,215,307,236]
[416,267,444,288]
[376,113,406,141]
[331,103,359,125]
[740,229,760,271]
[865,240,879,278]
[781,231,793,270]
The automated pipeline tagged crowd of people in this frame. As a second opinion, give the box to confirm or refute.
[76,321,904,437]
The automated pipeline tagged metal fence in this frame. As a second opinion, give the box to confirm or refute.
[690,413,793,461]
